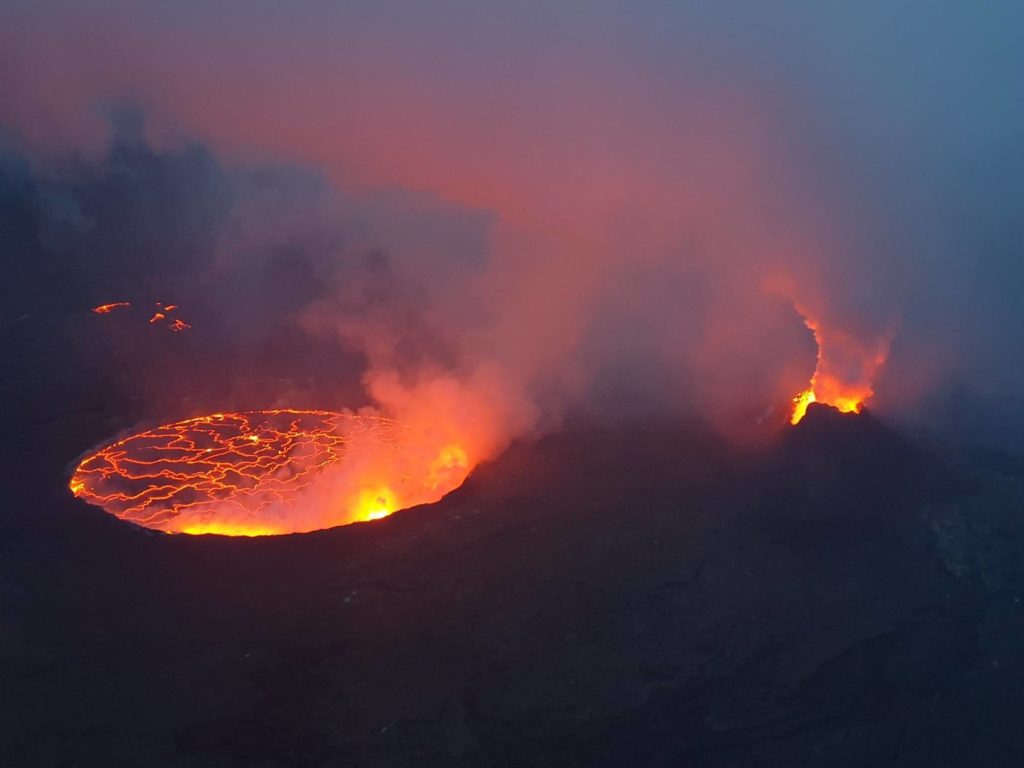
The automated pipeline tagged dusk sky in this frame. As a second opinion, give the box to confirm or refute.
[3,1,1024,444]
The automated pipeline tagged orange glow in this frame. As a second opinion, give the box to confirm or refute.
[69,409,472,536]
[179,522,283,537]
[428,444,469,490]
[139,302,193,331]
[789,388,817,425]
[789,313,891,425]
[352,486,397,521]
[92,302,130,314]
[149,303,191,332]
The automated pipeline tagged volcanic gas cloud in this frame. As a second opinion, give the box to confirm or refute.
[70,409,471,536]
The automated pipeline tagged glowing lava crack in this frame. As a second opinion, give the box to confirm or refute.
[70,410,470,536]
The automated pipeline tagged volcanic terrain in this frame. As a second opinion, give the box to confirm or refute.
[4,384,1024,766]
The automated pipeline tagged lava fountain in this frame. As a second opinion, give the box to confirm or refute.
[70,409,471,536]
[789,312,892,425]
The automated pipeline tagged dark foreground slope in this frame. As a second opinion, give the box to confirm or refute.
[3,404,1024,767]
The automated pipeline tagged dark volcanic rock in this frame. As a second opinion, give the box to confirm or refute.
[2,401,1024,766]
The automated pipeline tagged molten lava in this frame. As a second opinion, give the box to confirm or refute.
[92,299,191,331]
[138,301,190,331]
[789,314,891,425]
[70,409,471,536]
[92,302,131,314]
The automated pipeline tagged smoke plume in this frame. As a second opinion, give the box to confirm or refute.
[3,2,1024,457]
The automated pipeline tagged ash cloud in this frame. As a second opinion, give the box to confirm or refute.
[3,3,1024,451]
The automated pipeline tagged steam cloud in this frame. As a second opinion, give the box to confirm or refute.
[3,2,1024,455]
